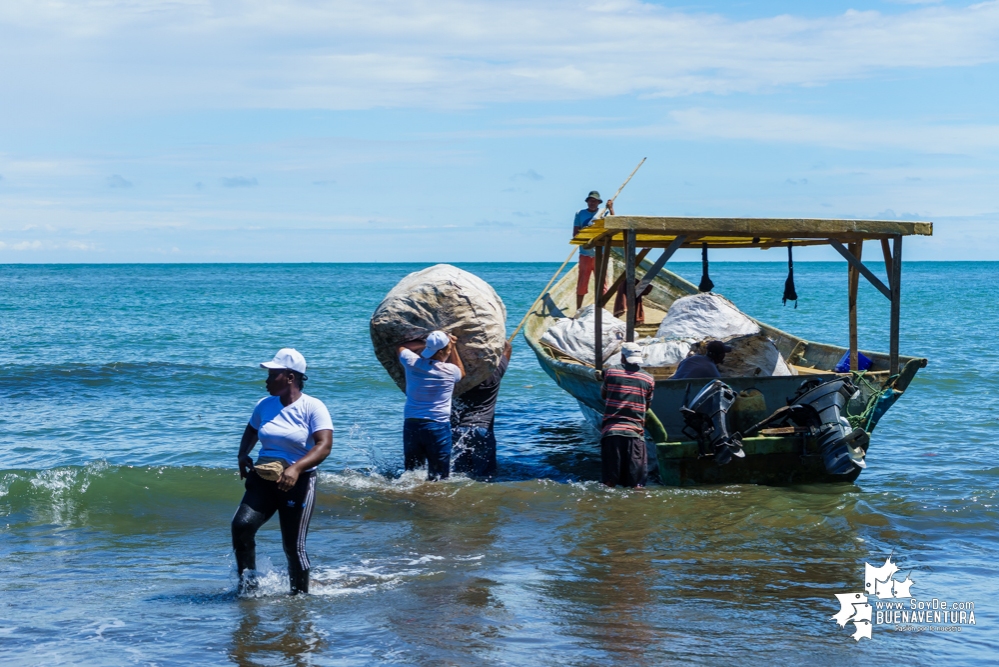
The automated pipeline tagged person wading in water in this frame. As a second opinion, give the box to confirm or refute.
[451,340,511,479]
[232,348,333,595]
[600,342,655,487]
[397,331,466,481]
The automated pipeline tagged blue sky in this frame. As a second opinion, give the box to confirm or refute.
[1,0,997,262]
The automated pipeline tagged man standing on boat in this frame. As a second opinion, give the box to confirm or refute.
[396,331,466,480]
[600,342,654,487]
[451,341,512,479]
[573,191,614,310]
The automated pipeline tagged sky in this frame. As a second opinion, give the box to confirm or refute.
[0,0,997,263]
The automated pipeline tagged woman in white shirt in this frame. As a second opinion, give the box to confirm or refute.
[232,348,333,595]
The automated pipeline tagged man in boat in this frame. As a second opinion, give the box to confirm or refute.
[600,342,655,487]
[396,331,466,480]
[573,191,614,310]
[670,340,730,380]
[450,340,512,479]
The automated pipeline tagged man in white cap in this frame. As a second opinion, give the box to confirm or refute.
[573,190,614,310]
[396,331,466,480]
[232,348,333,594]
[599,342,655,487]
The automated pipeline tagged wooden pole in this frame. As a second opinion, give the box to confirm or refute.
[848,241,863,371]
[880,238,894,291]
[599,247,651,308]
[593,243,605,371]
[593,158,646,221]
[507,246,577,343]
[890,235,903,375]
[625,230,637,342]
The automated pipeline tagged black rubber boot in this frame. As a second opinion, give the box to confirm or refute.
[289,568,310,595]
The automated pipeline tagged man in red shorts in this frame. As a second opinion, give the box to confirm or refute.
[573,190,614,310]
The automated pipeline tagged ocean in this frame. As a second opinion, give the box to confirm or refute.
[1,261,997,665]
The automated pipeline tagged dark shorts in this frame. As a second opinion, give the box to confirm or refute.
[404,418,452,480]
[601,433,648,487]
[452,425,497,479]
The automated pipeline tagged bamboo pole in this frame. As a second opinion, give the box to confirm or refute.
[507,246,577,343]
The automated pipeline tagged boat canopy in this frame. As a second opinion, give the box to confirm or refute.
[570,216,932,249]
[568,215,932,376]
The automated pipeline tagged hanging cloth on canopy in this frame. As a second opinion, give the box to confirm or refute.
[698,242,714,293]
[783,242,798,308]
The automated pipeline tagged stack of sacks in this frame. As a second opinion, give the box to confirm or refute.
[370,264,507,395]
[540,305,625,366]
[651,293,793,377]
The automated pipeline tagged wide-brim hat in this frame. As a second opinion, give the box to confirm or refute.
[586,190,602,203]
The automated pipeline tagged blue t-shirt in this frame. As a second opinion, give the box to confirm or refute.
[400,348,462,422]
[670,355,721,380]
[574,209,599,257]
[249,394,333,468]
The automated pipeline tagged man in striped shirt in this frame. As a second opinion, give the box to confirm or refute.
[600,342,655,487]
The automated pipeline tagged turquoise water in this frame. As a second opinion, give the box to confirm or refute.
[1,261,997,665]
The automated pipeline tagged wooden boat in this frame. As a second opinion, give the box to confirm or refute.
[522,216,932,485]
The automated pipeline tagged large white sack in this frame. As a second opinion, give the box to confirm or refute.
[541,305,625,366]
[722,334,794,377]
[656,293,760,340]
[605,337,695,367]
[370,264,507,395]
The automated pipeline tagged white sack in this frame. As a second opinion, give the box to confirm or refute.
[720,334,793,377]
[541,305,625,366]
[606,337,695,368]
[656,293,760,340]
[370,264,507,395]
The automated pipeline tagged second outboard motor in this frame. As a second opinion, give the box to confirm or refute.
[787,378,870,474]
[681,380,746,466]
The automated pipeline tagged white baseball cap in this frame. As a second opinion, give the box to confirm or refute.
[260,348,307,374]
[621,342,643,365]
[421,331,450,358]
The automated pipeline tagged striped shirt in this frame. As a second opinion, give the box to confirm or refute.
[600,367,655,437]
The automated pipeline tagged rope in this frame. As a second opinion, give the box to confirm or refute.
[847,370,900,431]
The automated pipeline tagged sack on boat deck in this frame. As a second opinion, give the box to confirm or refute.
[540,305,625,366]
[656,293,760,340]
[701,334,793,377]
[605,337,695,368]
[650,293,793,377]
[370,264,507,395]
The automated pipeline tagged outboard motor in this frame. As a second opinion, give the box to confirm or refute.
[787,378,870,474]
[681,380,746,466]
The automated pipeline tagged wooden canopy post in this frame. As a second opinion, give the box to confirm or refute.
[881,238,894,290]
[890,235,903,375]
[593,243,605,372]
[848,241,863,370]
[625,230,637,341]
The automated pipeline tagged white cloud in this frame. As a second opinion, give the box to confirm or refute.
[2,1,998,111]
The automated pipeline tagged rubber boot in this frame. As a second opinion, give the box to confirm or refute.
[289,568,310,595]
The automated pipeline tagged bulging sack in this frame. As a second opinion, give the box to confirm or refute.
[656,292,760,340]
[370,264,507,395]
[540,305,625,366]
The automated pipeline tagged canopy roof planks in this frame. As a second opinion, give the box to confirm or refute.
[571,216,932,250]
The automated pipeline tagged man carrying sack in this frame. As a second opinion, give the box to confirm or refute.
[397,331,466,480]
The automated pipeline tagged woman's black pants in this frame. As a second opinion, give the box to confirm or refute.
[231,469,317,594]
